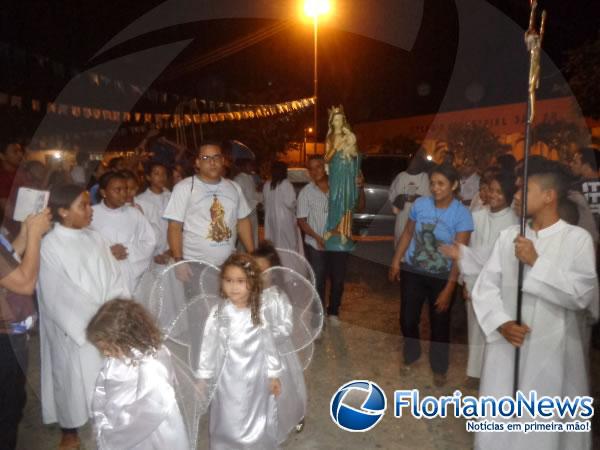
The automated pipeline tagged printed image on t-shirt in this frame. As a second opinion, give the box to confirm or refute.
[410,223,448,273]
[207,195,233,242]
[582,179,600,226]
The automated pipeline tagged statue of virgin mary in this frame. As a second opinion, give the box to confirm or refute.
[324,106,362,251]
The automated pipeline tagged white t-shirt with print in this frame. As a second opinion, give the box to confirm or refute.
[163,176,251,265]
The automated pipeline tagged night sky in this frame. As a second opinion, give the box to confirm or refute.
[1,0,598,139]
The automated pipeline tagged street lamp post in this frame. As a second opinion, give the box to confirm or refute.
[313,16,318,148]
[304,0,330,155]
[303,126,313,163]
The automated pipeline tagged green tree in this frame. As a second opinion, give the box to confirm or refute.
[446,123,502,170]
[379,134,421,156]
[532,120,588,161]
[565,32,600,119]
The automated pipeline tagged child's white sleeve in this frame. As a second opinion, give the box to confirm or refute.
[523,230,599,316]
[271,290,294,340]
[471,236,512,343]
[263,328,283,378]
[194,309,219,379]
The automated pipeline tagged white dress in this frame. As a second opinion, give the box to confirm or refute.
[92,346,190,450]
[263,179,302,253]
[458,207,518,378]
[196,302,283,450]
[472,220,598,450]
[388,172,430,246]
[136,188,171,256]
[91,202,156,293]
[37,224,128,427]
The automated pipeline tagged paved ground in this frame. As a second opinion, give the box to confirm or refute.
[16,253,600,449]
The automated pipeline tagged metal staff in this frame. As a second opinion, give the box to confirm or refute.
[514,0,546,396]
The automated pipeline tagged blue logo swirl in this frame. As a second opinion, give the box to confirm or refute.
[330,380,387,432]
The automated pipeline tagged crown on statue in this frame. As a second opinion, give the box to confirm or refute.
[328,105,345,117]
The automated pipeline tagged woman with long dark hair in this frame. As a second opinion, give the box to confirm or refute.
[389,164,473,386]
[262,161,302,253]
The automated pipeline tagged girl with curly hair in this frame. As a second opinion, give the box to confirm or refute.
[195,253,283,450]
[87,299,189,450]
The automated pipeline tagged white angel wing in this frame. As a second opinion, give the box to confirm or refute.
[169,350,206,450]
[261,267,323,369]
[143,260,220,341]
[275,247,316,286]
[146,260,229,449]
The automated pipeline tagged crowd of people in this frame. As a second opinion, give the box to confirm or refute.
[0,129,599,449]
[388,147,599,449]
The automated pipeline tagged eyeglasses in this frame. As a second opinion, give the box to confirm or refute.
[198,154,224,162]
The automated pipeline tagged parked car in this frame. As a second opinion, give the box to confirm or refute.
[286,154,411,237]
[287,167,311,195]
[353,154,410,236]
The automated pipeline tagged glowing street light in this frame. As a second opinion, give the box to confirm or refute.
[303,0,331,153]
[304,0,331,18]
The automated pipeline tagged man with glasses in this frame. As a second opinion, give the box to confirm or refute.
[164,141,254,268]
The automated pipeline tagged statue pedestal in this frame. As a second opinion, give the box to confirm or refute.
[325,235,356,252]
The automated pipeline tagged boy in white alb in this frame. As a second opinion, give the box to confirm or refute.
[136,162,172,264]
[91,172,156,294]
[472,160,598,450]
[164,141,254,267]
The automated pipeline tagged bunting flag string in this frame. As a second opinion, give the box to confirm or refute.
[0,90,315,128]
[0,41,306,112]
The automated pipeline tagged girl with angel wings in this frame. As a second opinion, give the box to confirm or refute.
[195,254,283,449]
[145,248,322,449]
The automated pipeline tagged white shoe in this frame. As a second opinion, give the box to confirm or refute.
[328,315,341,326]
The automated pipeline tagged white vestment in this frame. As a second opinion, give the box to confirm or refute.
[472,220,598,450]
[135,188,171,256]
[91,202,156,294]
[38,224,128,427]
[92,346,190,450]
[388,171,430,246]
[263,179,303,253]
[459,207,518,377]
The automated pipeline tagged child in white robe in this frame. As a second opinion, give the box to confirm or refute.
[91,171,156,294]
[135,162,172,264]
[87,299,190,450]
[441,171,518,379]
[471,161,599,450]
[122,169,144,214]
[195,254,282,450]
[253,242,308,438]
[262,161,303,254]
[38,184,129,449]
